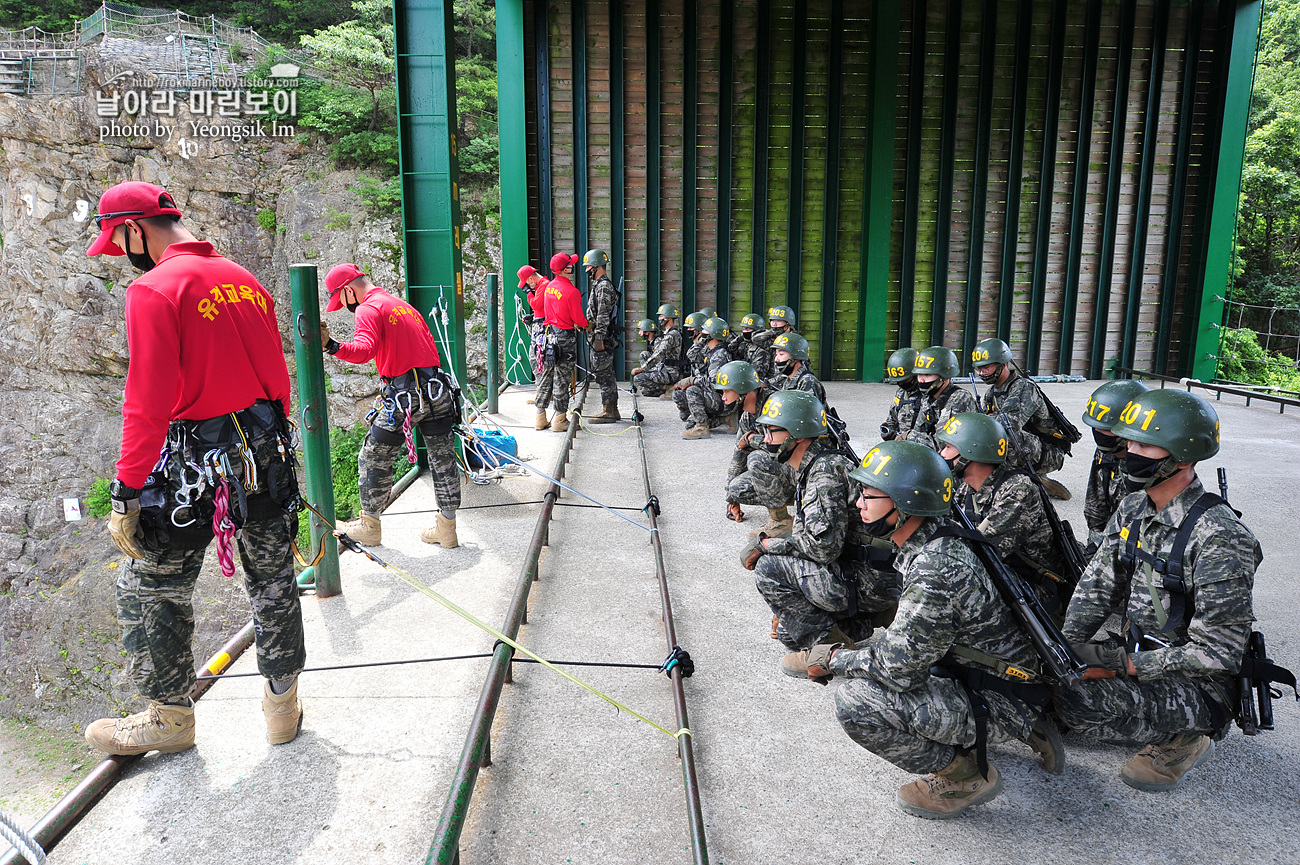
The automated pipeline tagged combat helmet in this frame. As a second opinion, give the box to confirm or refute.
[741,312,766,331]
[1111,389,1219,463]
[767,304,797,327]
[1082,379,1151,431]
[755,390,827,440]
[848,440,954,517]
[913,346,960,380]
[713,360,761,395]
[684,311,708,332]
[885,347,920,384]
[637,318,658,336]
[701,317,730,341]
[657,303,679,321]
[582,249,610,270]
[772,332,810,362]
[935,412,1008,465]
[698,306,717,319]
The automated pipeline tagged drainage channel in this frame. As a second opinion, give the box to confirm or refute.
[425,380,709,865]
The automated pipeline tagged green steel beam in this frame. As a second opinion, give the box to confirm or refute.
[497,0,532,384]
[1192,0,1263,381]
[536,0,553,257]
[899,0,926,347]
[998,0,1032,345]
[394,0,466,386]
[716,0,734,322]
[961,0,998,369]
[647,0,661,312]
[932,0,961,348]
[683,0,698,312]
[1121,0,1170,371]
[752,0,771,312]
[1026,0,1066,374]
[1155,0,1203,375]
[785,0,807,315]
[574,0,588,295]
[611,0,626,378]
[856,0,899,382]
[1090,0,1136,379]
[1059,0,1101,374]
[818,0,844,381]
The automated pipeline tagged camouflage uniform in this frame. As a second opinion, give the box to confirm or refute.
[534,327,579,413]
[754,439,900,649]
[771,364,828,407]
[898,384,979,450]
[1083,445,1126,550]
[585,274,621,408]
[981,373,1066,474]
[117,511,305,701]
[632,325,682,396]
[830,517,1039,774]
[726,385,776,488]
[750,326,789,377]
[728,450,797,510]
[957,462,1069,616]
[880,386,922,441]
[675,341,733,426]
[359,394,461,515]
[1055,479,1261,743]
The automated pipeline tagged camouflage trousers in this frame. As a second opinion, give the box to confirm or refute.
[632,365,679,397]
[117,512,305,702]
[1007,435,1066,476]
[588,344,620,408]
[755,554,893,649]
[834,675,1035,774]
[359,393,461,516]
[726,449,796,508]
[535,328,579,413]
[1052,675,1226,744]
[674,383,729,426]
[727,435,759,485]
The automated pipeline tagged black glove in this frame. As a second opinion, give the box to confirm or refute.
[806,643,845,685]
[880,422,897,441]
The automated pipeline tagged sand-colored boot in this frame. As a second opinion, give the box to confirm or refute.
[682,422,711,440]
[779,627,857,678]
[85,701,195,756]
[263,679,303,745]
[534,412,550,430]
[1041,476,1072,501]
[338,514,381,547]
[896,751,1003,819]
[748,506,793,538]
[588,404,621,424]
[1121,733,1214,791]
[420,514,459,548]
[551,412,570,432]
[1024,716,1066,775]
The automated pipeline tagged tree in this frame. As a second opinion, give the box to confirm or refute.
[298,1,394,132]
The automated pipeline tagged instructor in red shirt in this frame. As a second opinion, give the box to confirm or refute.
[321,264,462,549]
[84,181,305,756]
[534,252,588,432]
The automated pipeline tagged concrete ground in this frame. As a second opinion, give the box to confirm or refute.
[37,379,1300,865]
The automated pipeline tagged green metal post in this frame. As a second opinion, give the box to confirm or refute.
[574,0,588,299]
[818,0,844,381]
[611,0,626,379]
[1027,0,1066,373]
[647,0,661,312]
[683,0,698,312]
[899,0,926,347]
[488,273,499,413]
[289,264,341,598]
[962,0,998,368]
[394,0,467,387]
[932,0,962,348]
[752,0,771,312]
[998,0,1032,345]
[856,0,899,381]
[537,0,553,258]
[785,0,808,316]
[1192,0,1263,381]
[716,0,734,322]
[498,0,532,384]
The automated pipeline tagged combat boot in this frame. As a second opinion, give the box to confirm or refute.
[1121,733,1214,792]
[420,515,459,548]
[896,751,1003,819]
[682,422,711,440]
[85,701,195,755]
[724,412,738,434]
[1024,716,1065,774]
[262,679,303,745]
[339,514,381,547]
[534,412,550,430]
[748,506,792,538]
[526,396,536,404]
[588,404,621,424]
[779,627,857,678]
[658,391,674,400]
[551,412,570,432]
[1041,476,1071,501]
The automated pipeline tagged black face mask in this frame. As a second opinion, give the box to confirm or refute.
[779,358,798,376]
[978,365,1003,386]
[946,454,970,480]
[862,508,898,539]
[742,330,754,342]
[1092,429,1123,453]
[345,293,360,313]
[900,378,921,394]
[1123,452,1180,493]
[774,436,800,464]
[125,226,156,272]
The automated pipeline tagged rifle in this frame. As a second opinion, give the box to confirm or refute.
[1010,361,1083,452]
[952,508,1086,683]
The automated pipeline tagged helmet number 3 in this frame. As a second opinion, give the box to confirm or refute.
[942,476,953,502]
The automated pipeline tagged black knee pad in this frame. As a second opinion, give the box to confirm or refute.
[418,417,455,438]
[368,424,406,447]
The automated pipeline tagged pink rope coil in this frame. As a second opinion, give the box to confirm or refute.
[211,478,237,578]
[402,406,417,464]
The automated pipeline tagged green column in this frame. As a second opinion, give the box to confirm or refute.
[1193,0,1262,381]
[289,265,341,598]
[394,0,467,386]
[856,0,899,382]
[497,0,532,383]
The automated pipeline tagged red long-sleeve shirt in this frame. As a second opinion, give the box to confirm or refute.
[333,284,442,378]
[116,241,291,488]
[528,279,547,319]
[543,275,588,330]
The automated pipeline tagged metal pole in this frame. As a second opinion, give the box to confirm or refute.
[426,381,591,865]
[0,623,256,865]
[488,274,500,414]
[289,264,341,597]
[631,387,709,865]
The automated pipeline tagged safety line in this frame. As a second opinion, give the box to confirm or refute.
[197,653,666,680]
[383,501,649,517]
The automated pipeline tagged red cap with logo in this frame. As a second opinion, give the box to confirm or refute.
[549,252,578,275]
[86,181,183,257]
[517,264,538,288]
[325,263,366,311]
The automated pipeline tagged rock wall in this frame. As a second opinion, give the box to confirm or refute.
[0,71,500,729]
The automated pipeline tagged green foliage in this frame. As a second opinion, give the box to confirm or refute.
[299,4,393,130]
[324,207,352,230]
[257,208,277,233]
[86,478,111,519]
[1217,327,1300,391]
[351,176,402,216]
[453,0,498,179]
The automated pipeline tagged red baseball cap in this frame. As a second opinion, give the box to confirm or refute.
[517,264,538,288]
[325,263,366,311]
[86,181,183,256]
[549,252,578,275]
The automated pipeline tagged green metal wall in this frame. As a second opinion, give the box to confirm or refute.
[501,0,1260,380]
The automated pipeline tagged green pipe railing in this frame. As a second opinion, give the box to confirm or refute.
[1026,0,1066,373]
[961,0,997,366]
[488,273,500,414]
